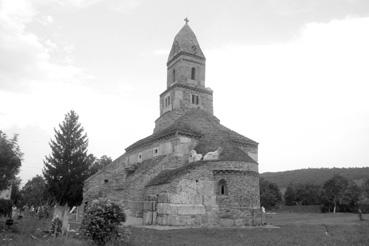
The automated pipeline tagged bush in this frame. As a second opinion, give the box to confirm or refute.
[50,217,62,237]
[0,199,13,217]
[80,199,130,246]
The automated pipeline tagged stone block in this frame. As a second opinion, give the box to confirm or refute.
[152,211,157,224]
[193,215,202,225]
[178,215,191,225]
[168,215,180,225]
[143,201,155,211]
[158,193,169,203]
[177,204,205,215]
[219,218,234,227]
[157,214,168,225]
[143,212,152,225]
[157,203,178,215]
[234,218,244,226]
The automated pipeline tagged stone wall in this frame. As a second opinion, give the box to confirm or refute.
[144,160,260,226]
[154,109,186,133]
[157,87,213,125]
[167,54,206,88]
[125,135,197,166]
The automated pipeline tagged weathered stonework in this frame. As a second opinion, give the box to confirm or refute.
[82,22,261,227]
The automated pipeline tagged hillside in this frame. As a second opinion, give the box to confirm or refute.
[261,167,369,189]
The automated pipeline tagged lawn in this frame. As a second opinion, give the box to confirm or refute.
[1,213,368,246]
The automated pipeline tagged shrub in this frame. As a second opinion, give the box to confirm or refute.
[50,217,62,237]
[0,199,13,217]
[80,199,130,246]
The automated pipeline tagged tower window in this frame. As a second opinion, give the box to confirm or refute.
[173,69,176,82]
[218,179,228,195]
[164,95,171,108]
[138,153,142,162]
[191,67,196,80]
[191,94,199,105]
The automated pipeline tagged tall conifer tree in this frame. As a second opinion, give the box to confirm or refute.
[43,110,90,207]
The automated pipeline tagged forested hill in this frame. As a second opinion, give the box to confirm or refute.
[261,167,369,189]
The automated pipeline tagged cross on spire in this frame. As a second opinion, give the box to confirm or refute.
[184,17,189,25]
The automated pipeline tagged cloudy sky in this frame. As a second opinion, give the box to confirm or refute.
[1,0,369,184]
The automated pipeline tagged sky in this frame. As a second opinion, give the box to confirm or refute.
[1,0,369,184]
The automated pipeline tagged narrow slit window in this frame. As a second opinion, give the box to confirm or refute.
[173,69,176,82]
[191,67,196,80]
[164,95,171,108]
[191,94,199,105]
[218,179,228,195]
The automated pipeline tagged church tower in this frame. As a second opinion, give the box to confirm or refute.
[155,19,214,132]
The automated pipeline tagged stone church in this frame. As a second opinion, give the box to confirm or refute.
[83,21,260,226]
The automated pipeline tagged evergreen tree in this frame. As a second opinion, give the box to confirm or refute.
[43,111,90,208]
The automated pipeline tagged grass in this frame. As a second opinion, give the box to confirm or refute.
[1,212,369,246]
[129,223,369,246]
[0,216,87,246]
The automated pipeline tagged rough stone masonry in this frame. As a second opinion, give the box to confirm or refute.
[81,20,261,227]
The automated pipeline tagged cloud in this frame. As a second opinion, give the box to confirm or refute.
[207,16,369,172]
[152,49,167,56]
[108,0,141,13]
[0,0,90,91]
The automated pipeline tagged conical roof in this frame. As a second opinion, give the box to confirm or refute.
[167,24,205,63]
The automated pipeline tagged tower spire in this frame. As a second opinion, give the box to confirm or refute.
[184,17,189,25]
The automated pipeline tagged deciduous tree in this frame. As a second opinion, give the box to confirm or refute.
[21,175,48,207]
[260,178,282,209]
[322,175,348,213]
[88,154,113,176]
[0,131,22,190]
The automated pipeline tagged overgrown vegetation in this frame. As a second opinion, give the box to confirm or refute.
[80,199,130,246]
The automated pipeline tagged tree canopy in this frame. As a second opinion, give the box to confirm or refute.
[88,154,113,177]
[0,131,22,190]
[284,183,321,206]
[43,110,90,207]
[321,175,349,213]
[259,178,282,209]
[21,175,48,207]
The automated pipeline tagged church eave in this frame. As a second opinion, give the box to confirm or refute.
[167,51,206,66]
[160,83,213,97]
[125,128,201,152]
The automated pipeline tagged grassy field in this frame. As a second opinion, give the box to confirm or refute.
[1,213,368,246]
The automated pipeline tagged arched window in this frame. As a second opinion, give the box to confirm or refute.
[173,69,176,82]
[191,67,196,80]
[218,179,228,195]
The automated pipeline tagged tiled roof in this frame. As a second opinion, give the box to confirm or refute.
[167,24,205,63]
[125,109,258,152]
